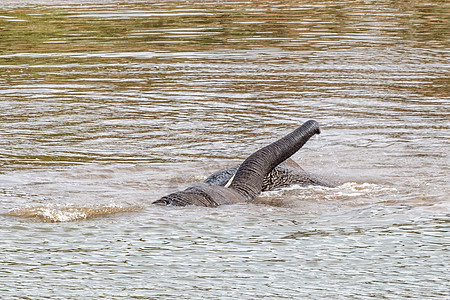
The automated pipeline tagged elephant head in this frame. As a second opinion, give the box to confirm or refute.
[153,120,321,206]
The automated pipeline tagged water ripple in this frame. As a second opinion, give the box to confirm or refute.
[0,0,448,298]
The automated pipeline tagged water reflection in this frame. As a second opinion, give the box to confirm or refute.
[0,0,449,298]
[1,0,448,54]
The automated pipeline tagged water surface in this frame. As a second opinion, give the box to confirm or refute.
[0,0,449,298]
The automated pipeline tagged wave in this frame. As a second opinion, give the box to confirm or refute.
[8,203,143,222]
[255,182,399,208]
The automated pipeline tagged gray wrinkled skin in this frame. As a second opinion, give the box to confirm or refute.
[154,184,245,207]
[204,158,335,190]
[153,120,326,207]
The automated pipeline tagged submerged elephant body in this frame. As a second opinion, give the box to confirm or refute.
[204,158,335,191]
[153,120,331,207]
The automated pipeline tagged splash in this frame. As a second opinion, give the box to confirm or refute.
[333,182,398,197]
[8,203,143,222]
[256,182,399,208]
[261,182,397,197]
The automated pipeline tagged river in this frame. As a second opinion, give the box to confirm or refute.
[0,0,448,298]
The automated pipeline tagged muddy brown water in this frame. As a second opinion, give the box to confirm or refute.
[0,0,448,298]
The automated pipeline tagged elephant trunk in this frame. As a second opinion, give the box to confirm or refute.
[229,120,321,200]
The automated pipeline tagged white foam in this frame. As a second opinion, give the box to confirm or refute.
[8,203,141,222]
[260,182,398,200]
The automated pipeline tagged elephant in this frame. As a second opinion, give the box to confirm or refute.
[203,158,335,191]
[153,120,332,207]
